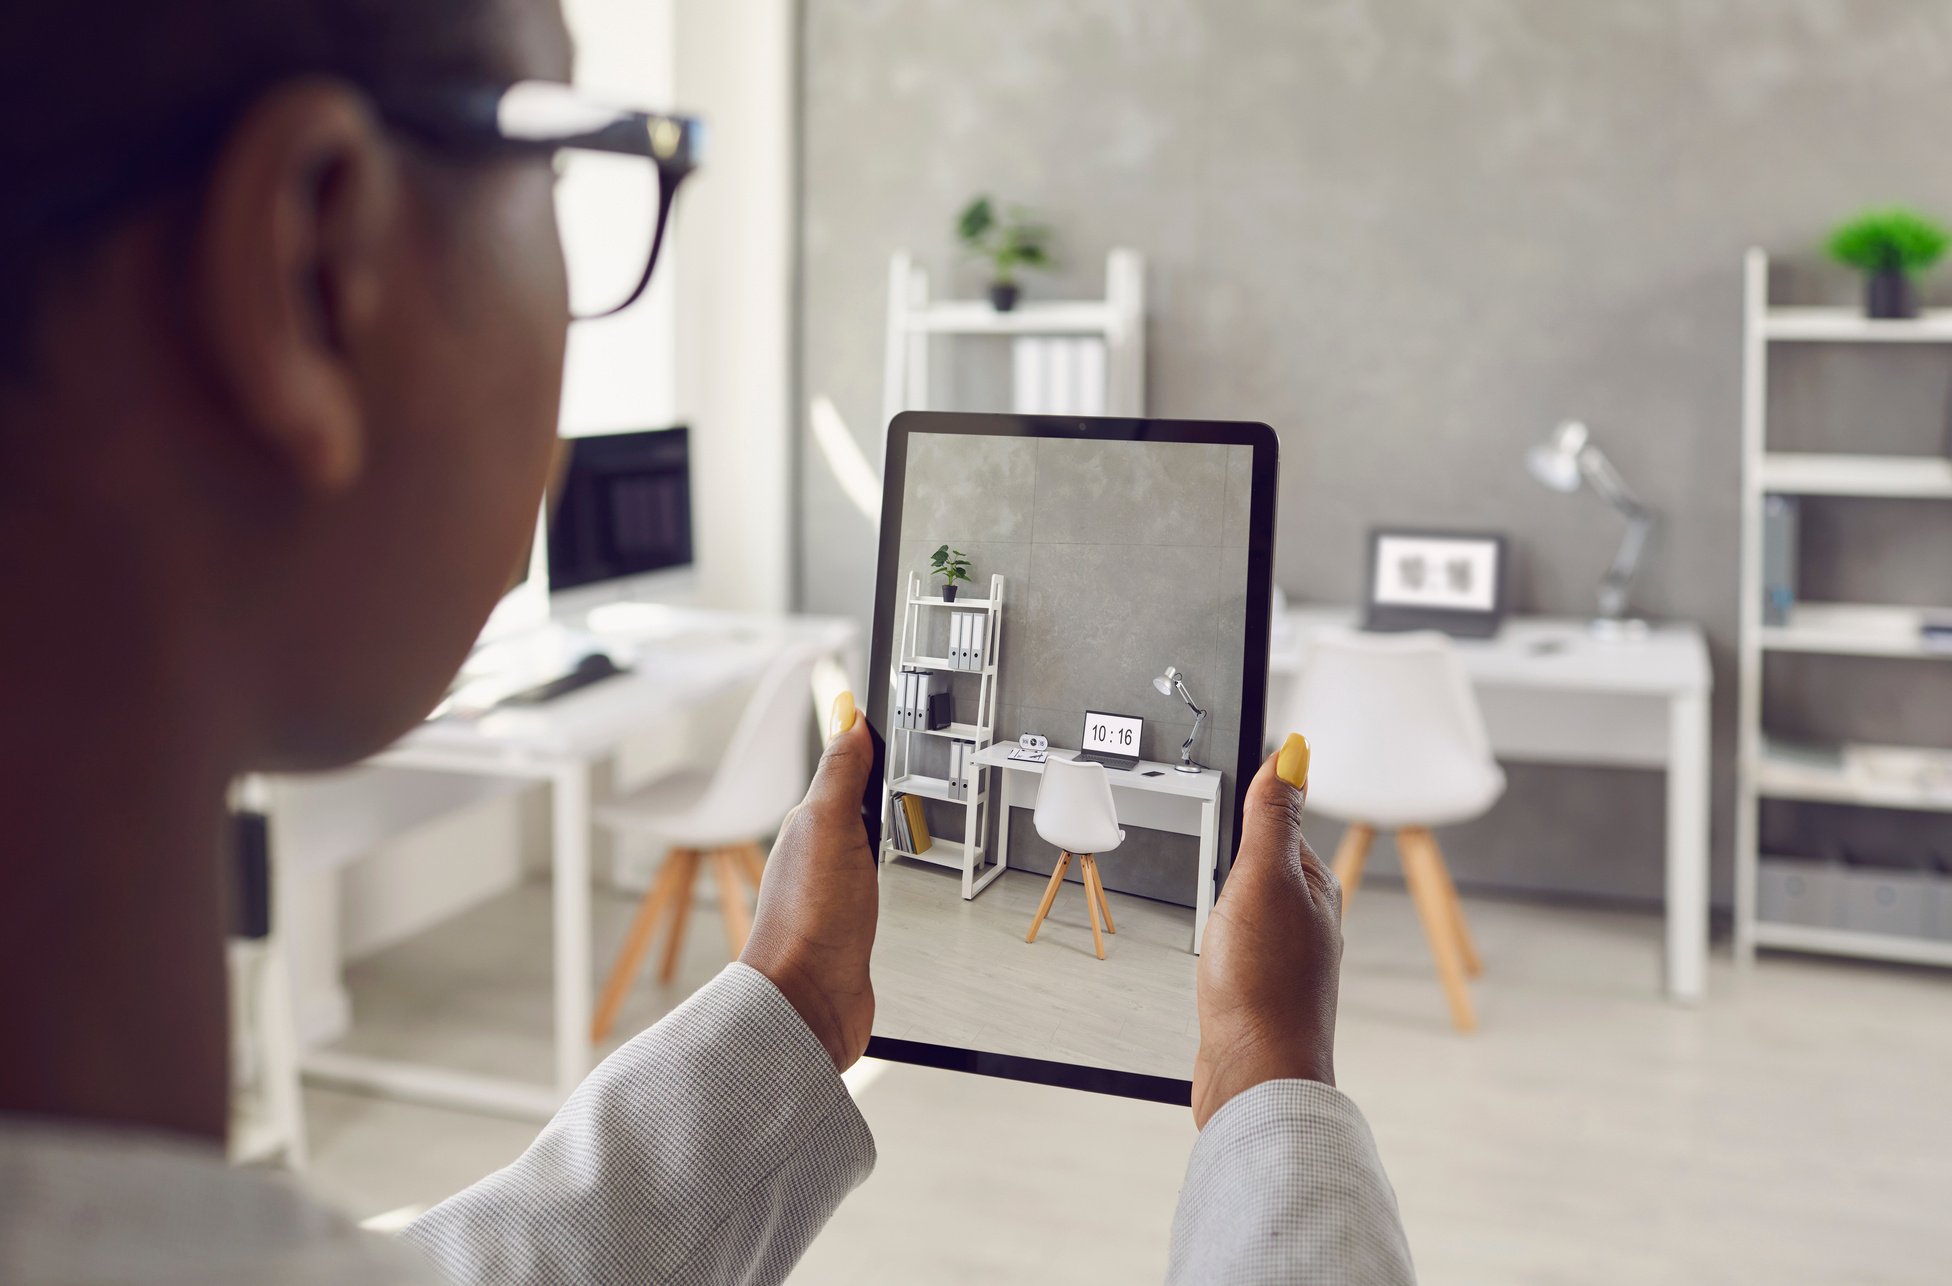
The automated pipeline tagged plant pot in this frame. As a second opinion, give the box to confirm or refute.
[940,584,958,601]
[988,282,1020,312]
[1865,268,1916,320]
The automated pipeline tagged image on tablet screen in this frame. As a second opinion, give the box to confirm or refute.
[873,427,1261,1084]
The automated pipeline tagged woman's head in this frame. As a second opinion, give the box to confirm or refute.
[1,0,579,767]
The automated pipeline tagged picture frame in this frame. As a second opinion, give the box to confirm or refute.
[1363,527,1508,639]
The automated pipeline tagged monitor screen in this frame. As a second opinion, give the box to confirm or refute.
[1080,710,1143,757]
[548,426,693,592]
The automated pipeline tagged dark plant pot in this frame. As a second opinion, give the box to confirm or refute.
[1866,268,1916,320]
[988,282,1020,312]
[940,584,958,601]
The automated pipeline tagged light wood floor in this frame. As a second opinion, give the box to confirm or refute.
[301,873,1952,1284]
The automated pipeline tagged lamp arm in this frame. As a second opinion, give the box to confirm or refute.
[1577,445,1652,524]
[1174,677,1206,768]
[1598,508,1656,620]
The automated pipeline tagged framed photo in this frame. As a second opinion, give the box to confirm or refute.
[1363,528,1507,638]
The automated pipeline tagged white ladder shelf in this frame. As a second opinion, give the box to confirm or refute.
[881,248,1145,434]
[882,573,1007,899]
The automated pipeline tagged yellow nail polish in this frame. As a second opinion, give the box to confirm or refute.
[1277,732,1310,790]
[829,690,857,739]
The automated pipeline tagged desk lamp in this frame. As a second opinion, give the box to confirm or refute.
[1526,421,1656,639]
[1152,665,1208,773]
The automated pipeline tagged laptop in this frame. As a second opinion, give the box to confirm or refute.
[1075,710,1144,772]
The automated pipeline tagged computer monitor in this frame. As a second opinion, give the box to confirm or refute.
[548,426,694,605]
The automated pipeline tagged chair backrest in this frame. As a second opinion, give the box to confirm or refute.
[1280,629,1496,815]
[1033,755,1124,856]
[685,642,828,838]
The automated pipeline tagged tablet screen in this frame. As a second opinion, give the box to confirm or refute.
[863,411,1276,1101]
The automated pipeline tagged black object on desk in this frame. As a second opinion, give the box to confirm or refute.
[501,652,630,705]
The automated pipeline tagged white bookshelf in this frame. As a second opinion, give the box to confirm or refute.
[1736,249,1952,970]
[882,573,1007,899]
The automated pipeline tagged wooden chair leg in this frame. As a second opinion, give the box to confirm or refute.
[1422,833,1483,977]
[657,850,703,984]
[712,850,753,956]
[1398,829,1476,1031]
[735,841,766,889]
[1081,857,1106,960]
[1088,860,1115,934]
[1331,823,1375,918]
[1026,852,1071,943]
[592,849,687,1042]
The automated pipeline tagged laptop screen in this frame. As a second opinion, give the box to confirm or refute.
[1080,710,1143,758]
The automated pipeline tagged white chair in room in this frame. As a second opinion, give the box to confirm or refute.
[1284,629,1506,1031]
[1025,755,1126,960]
[590,642,825,1041]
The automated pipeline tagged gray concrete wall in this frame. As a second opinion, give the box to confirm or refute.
[890,433,1253,905]
[800,0,1952,908]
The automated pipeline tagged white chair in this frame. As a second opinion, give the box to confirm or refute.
[1024,755,1126,960]
[1283,629,1506,1031]
[591,642,826,1041]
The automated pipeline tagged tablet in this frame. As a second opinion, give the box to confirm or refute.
[861,410,1278,1103]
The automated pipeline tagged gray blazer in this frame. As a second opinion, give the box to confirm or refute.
[1,963,1413,1283]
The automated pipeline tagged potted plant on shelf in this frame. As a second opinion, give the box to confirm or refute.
[1827,207,1950,319]
[956,196,1051,312]
[930,545,972,600]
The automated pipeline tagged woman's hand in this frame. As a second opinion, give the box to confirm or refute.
[740,693,878,1071]
[1192,733,1343,1128]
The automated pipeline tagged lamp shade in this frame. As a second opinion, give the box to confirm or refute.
[1153,666,1179,696]
[1526,420,1589,494]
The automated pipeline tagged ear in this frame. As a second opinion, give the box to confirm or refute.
[194,80,399,493]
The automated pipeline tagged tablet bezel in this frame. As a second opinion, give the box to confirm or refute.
[860,410,1279,1104]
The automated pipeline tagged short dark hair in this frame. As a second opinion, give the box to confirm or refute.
[0,0,507,372]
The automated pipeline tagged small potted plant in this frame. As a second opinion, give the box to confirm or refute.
[957,196,1051,312]
[1827,207,1950,319]
[930,544,971,600]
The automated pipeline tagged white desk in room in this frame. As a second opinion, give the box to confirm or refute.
[971,744,1224,955]
[1269,608,1714,1003]
[272,605,859,1119]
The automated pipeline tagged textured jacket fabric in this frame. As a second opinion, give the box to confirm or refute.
[1169,1079,1417,1284]
[2,963,1413,1283]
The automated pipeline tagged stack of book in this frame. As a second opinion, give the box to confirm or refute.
[889,792,931,855]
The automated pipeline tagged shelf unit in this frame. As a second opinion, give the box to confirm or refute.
[880,248,1145,435]
[1736,249,1952,970]
[881,573,1007,899]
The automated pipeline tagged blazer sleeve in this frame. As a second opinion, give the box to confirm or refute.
[401,963,875,1286]
[1167,1080,1416,1285]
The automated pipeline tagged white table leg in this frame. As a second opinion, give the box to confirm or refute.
[996,767,1015,871]
[1665,690,1710,1003]
[552,761,594,1099]
[1193,798,1218,955]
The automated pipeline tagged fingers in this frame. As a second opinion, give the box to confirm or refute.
[1232,734,1338,911]
[805,691,873,814]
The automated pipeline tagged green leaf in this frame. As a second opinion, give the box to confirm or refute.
[1827,206,1951,275]
[957,197,995,247]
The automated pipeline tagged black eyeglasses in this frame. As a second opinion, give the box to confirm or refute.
[379,81,705,321]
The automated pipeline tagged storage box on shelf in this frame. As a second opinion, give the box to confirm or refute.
[1737,248,1952,971]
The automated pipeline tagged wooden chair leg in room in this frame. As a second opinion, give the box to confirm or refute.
[735,841,766,889]
[657,849,703,984]
[591,848,688,1042]
[712,849,753,956]
[1422,833,1483,978]
[1398,828,1477,1032]
[1331,823,1375,918]
[1081,856,1106,960]
[1026,852,1072,943]
[1087,859,1115,934]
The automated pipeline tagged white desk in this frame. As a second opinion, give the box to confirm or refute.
[274,606,858,1119]
[1270,608,1713,1002]
[972,745,1224,954]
